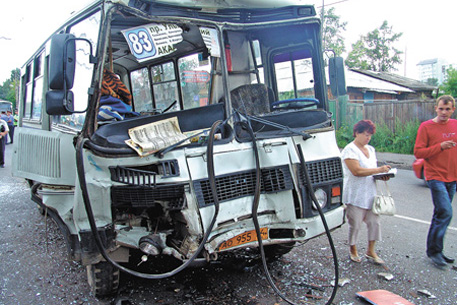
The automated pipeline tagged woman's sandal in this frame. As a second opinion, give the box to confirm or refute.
[365,254,385,265]
[350,254,362,263]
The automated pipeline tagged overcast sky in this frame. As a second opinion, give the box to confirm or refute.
[0,0,456,83]
[0,1,91,83]
[312,0,457,77]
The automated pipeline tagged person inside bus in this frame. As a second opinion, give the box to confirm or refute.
[341,120,391,264]
[0,116,9,168]
[101,68,132,105]
[98,68,138,122]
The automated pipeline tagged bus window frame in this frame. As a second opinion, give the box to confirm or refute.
[130,67,154,113]
[31,51,45,121]
[151,61,181,112]
[270,45,324,108]
[23,62,34,120]
[177,52,212,109]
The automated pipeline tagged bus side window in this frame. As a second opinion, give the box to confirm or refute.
[32,53,45,120]
[24,64,33,118]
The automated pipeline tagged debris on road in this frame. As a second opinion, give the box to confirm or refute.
[417,289,437,299]
[356,289,416,305]
[377,272,394,281]
[331,278,350,287]
[300,282,325,291]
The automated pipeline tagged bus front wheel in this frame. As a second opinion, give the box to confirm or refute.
[86,261,120,297]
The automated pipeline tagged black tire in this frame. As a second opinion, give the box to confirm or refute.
[263,242,295,261]
[86,261,120,297]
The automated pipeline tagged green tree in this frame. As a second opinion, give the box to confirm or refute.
[0,68,20,110]
[346,21,403,72]
[345,40,371,70]
[441,66,457,97]
[320,7,347,57]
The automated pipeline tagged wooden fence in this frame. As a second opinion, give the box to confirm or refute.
[329,98,442,132]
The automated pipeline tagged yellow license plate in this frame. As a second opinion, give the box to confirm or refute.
[218,228,268,251]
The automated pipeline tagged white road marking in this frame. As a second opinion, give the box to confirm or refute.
[394,214,457,231]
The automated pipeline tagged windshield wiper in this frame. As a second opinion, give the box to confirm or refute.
[239,112,315,141]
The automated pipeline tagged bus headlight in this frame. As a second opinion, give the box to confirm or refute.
[312,188,327,210]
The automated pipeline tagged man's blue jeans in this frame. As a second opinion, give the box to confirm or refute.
[426,180,456,256]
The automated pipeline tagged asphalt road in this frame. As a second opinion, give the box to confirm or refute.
[1,143,456,305]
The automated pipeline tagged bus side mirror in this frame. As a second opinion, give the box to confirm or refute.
[46,90,74,115]
[46,34,76,115]
[46,34,96,115]
[49,34,76,90]
[329,57,347,97]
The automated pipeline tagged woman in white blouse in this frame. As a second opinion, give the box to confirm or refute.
[341,120,391,264]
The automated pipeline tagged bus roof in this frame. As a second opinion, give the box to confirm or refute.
[128,0,312,9]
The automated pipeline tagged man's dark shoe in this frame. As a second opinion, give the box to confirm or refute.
[428,253,446,267]
[0,164,4,168]
[441,254,455,264]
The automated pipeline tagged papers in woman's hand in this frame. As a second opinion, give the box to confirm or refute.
[373,168,397,180]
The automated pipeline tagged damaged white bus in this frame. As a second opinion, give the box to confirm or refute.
[13,0,347,299]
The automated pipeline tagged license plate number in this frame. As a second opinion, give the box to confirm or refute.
[218,228,268,251]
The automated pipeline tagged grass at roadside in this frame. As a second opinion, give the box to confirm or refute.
[336,119,420,154]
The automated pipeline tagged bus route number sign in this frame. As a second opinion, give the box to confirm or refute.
[122,23,183,62]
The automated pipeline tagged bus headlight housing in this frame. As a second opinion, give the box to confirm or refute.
[312,188,327,210]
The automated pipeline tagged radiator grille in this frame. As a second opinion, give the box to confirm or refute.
[111,184,187,210]
[194,165,293,207]
[110,166,157,186]
[299,157,343,186]
[109,161,180,186]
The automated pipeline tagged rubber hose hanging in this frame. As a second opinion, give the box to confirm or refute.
[297,143,340,304]
[240,120,339,305]
[75,121,222,279]
[237,121,296,304]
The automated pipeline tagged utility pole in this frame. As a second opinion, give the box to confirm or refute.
[404,46,407,77]
[321,0,325,48]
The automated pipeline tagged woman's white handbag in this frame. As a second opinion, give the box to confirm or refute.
[372,180,396,216]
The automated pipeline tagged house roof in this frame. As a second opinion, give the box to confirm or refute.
[350,69,437,92]
[345,69,414,94]
[417,58,438,66]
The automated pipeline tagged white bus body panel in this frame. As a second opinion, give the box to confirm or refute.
[12,128,77,186]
